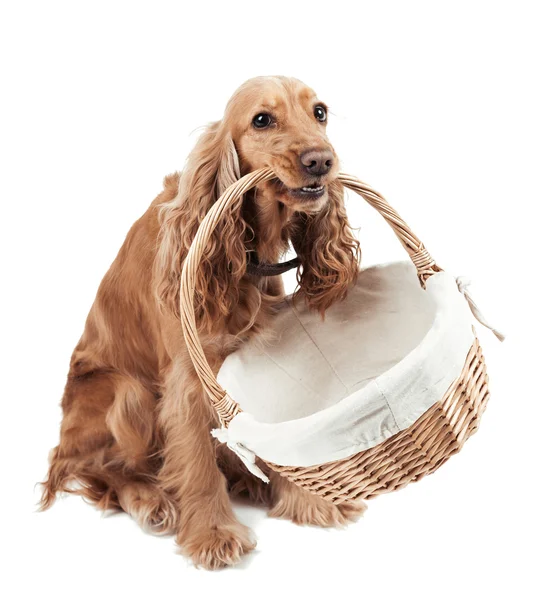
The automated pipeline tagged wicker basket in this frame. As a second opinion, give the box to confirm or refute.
[179,169,495,505]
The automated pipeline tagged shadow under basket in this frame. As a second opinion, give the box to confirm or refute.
[179,169,499,505]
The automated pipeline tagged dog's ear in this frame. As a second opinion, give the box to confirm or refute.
[186,120,241,202]
[154,121,249,331]
[291,180,360,315]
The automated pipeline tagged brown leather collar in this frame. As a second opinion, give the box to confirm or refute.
[246,252,301,277]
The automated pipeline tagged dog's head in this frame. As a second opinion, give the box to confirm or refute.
[224,76,339,214]
[156,76,359,331]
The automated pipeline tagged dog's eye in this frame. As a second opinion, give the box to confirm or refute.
[252,113,272,129]
[314,105,327,122]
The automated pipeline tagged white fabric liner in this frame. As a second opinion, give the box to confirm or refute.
[216,262,475,470]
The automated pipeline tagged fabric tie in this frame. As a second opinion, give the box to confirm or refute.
[211,427,270,483]
[456,276,505,342]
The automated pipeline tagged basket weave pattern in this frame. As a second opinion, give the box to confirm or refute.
[179,169,490,504]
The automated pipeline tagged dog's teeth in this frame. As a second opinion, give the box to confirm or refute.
[301,185,323,192]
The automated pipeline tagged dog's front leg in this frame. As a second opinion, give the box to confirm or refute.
[158,358,255,569]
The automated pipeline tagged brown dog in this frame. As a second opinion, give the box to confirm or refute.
[40,76,365,569]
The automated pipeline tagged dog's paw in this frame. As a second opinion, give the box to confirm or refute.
[334,499,367,524]
[183,523,256,570]
[118,482,178,535]
[270,487,366,528]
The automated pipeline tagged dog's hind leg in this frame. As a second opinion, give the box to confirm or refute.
[40,355,177,534]
[40,359,118,511]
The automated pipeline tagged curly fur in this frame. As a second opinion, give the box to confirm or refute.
[291,180,360,314]
[40,76,365,570]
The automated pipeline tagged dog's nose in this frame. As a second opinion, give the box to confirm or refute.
[299,148,334,176]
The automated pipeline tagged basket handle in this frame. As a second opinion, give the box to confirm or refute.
[338,173,441,283]
[179,168,441,425]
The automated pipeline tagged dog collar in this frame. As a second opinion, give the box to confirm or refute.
[246,252,301,277]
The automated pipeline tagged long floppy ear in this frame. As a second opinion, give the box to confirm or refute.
[154,121,248,331]
[290,180,361,315]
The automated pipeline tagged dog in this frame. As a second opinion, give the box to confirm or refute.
[40,76,366,569]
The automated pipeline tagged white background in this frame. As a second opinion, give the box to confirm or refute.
[2,1,550,598]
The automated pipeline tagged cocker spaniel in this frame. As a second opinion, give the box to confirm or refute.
[41,76,366,569]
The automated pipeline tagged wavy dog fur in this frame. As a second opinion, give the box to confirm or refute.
[40,76,364,569]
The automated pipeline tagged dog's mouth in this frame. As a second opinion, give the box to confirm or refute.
[272,178,327,202]
[289,184,326,199]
